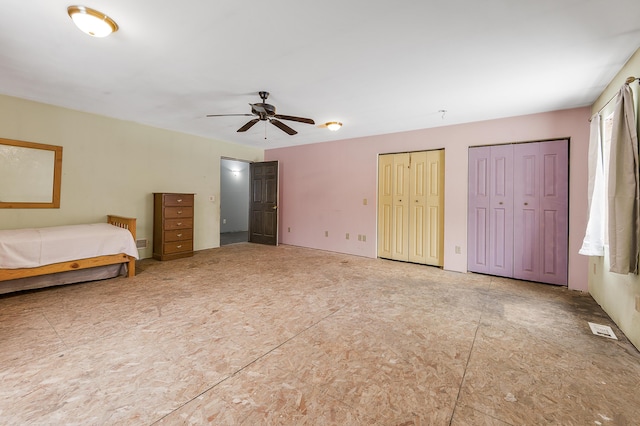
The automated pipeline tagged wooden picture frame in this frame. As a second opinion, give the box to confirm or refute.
[0,138,63,208]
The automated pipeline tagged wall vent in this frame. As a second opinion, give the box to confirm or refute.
[136,239,148,249]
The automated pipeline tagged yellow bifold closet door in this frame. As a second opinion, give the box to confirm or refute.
[378,150,444,266]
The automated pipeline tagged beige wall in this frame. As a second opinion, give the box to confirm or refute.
[0,95,263,258]
[588,48,640,350]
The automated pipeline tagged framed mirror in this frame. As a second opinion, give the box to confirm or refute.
[0,138,63,208]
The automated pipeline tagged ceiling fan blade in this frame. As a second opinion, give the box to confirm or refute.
[237,118,260,132]
[274,114,315,125]
[206,113,254,117]
[270,119,297,135]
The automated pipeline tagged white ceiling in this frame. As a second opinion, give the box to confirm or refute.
[2,1,640,149]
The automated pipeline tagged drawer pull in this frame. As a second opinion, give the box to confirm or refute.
[177,233,182,237]
[177,222,182,226]
[177,210,183,214]
[177,199,182,203]
[177,245,182,248]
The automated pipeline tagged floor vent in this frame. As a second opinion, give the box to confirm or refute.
[588,322,617,339]
[136,239,148,249]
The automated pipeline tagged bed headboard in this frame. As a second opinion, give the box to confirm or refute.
[107,215,137,241]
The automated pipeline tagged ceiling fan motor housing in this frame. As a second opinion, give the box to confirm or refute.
[251,102,277,120]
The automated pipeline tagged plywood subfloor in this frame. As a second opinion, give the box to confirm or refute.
[1,243,638,425]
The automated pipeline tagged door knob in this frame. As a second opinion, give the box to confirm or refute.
[272,206,278,210]
[524,202,528,206]
[499,202,503,205]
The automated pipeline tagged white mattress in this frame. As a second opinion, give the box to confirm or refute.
[0,223,139,269]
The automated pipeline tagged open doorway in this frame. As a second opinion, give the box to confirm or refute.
[220,158,250,245]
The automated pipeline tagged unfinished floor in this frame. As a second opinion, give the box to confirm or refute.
[1,243,638,425]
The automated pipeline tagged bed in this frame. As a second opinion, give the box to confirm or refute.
[0,215,138,294]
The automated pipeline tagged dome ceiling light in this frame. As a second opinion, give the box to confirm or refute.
[326,121,342,131]
[67,6,119,37]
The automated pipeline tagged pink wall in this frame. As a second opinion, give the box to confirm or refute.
[266,107,591,291]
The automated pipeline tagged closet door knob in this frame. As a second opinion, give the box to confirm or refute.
[499,201,503,205]
[524,202,528,206]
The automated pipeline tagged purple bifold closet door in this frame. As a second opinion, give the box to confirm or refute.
[513,140,568,285]
[468,140,568,286]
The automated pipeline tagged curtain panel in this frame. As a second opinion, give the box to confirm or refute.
[579,113,605,256]
[607,83,640,274]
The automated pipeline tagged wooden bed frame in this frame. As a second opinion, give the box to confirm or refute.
[0,215,137,283]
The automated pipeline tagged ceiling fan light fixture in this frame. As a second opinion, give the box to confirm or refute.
[326,121,342,131]
[67,6,118,37]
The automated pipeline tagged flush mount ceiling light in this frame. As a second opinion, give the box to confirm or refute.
[67,6,119,37]
[325,121,342,131]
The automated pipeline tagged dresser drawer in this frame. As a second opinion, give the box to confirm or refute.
[163,240,193,255]
[164,206,194,219]
[164,229,193,242]
[164,218,193,230]
[164,194,194,207]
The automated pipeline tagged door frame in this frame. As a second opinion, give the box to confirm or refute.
[220,157,251,245]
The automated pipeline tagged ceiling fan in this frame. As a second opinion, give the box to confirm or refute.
[206,91,315,135]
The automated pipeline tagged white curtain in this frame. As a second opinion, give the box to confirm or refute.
[607,83,640,274]
[579,113,605,256]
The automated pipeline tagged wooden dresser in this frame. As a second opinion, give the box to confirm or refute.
[153,193,194,261]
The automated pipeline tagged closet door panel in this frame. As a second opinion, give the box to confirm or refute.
[425,150,444,266]
[539,140,569,285]
[513,143,541,282]
[489,145,514,277]
[409,152,428,263]
[468,147,491,273]
[377,154,394,259]
[391,153,410,261]
[513,140,568,285]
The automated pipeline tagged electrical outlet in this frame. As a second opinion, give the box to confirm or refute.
[362,235,366,242]
[288,227,291,233]
[325,231,329,237]
[363,198,368,205]
[358,234,362,241]
[346,233,349,240]
[223,219,226,224]
[455,246,461,254]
